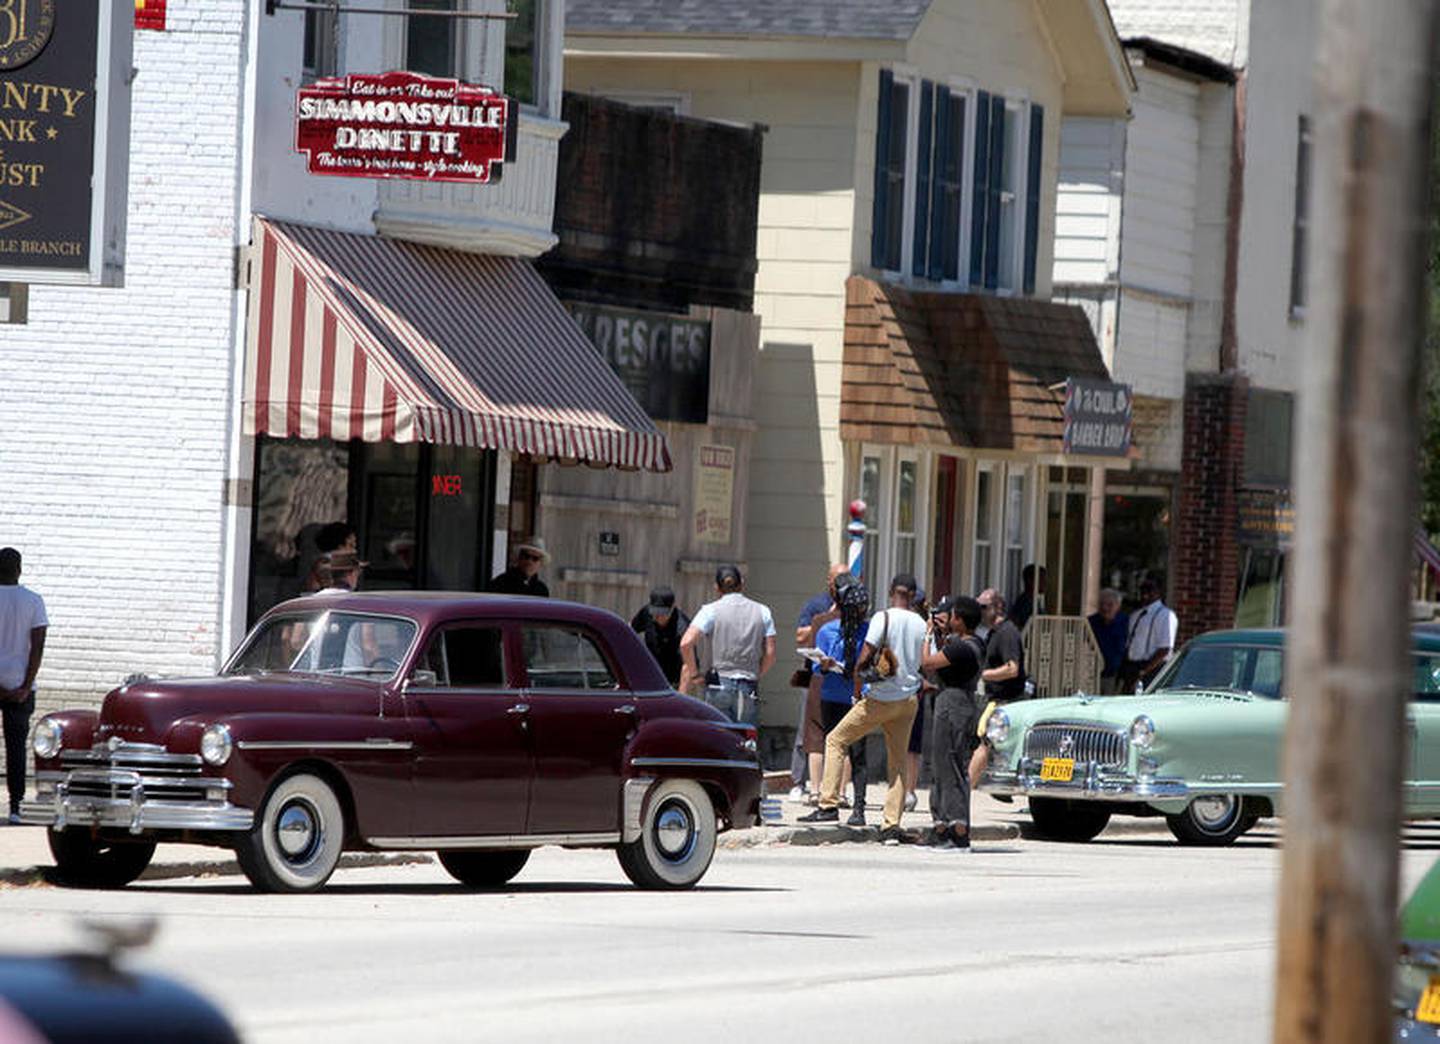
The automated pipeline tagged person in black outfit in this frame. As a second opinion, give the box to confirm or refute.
[486,536,550,597]
[630,586,691,687]
[1008,563,1045,632]
[970,588,1026,789]
[919,596,985,850]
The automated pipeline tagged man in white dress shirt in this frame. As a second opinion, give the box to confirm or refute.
[1119,577,1179,693]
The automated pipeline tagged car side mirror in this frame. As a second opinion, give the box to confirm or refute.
[407,669,438,690]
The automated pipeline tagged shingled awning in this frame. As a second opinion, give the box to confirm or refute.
[841,276,1110,452]
[243,217,672,472]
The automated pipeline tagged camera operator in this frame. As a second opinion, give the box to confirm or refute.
[919,596,985,850]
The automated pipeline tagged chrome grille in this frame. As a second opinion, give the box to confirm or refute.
[1024,724,1128,767]
[61,741,202,777]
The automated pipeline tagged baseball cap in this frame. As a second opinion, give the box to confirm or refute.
[648,586,676,611]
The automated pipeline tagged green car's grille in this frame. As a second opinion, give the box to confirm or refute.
[1024,724,1128,767]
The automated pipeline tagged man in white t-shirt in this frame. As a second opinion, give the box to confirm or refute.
[800,573,926,838]
[0,548,48,824]
[1119,576,1179,693]
[678,565,777,725]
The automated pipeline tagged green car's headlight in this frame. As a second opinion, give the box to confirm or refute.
[31,717,61,759]
[986,708,1011,746]
[1129,714,1156,750]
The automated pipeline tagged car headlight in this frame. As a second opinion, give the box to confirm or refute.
[200,724,233,766]
[986,708,1011,746]
[31,718,61,759]
[1129,715,1156,750]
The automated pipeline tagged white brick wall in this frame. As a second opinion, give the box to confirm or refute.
[0,2,248,742]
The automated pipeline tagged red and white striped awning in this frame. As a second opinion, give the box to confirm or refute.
[243,217,672,471]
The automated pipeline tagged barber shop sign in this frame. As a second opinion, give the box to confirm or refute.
[295,71,516,183]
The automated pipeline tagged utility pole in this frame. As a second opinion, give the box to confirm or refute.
[1274,2,1436,1042]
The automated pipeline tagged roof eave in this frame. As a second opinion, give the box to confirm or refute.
[563,31,908,63]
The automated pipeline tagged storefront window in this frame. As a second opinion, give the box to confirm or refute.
[974,467,994,590]
[1044,466,1087,616]
[1236,548,1286,628]
[931,457,959,598]
[407,0,457,77]
[248,439,349,623]
[359,442,422,590]
[1101,490,1171,605]
[1003,468,1026,597]
[895,458,917,579]
[860,454,882,602]
[505,0,542,107]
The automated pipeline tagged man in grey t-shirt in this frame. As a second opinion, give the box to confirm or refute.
[0,548,47,824]
[800,573,926,837]
[678,565,777,725]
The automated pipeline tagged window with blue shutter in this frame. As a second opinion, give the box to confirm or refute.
[912,81,935,277]
[1022,104,1044,295]
[969,90,991,286]
[871,69,895,271]
[932,90,965,282]
[983,93,1006,290]
[871,71,910,273]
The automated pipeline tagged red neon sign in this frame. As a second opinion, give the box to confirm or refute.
[296,71,513,184]
[432,474,463,497]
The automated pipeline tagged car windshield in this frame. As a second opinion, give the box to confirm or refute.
[1148,643,1285,699]
[225,611,417,681]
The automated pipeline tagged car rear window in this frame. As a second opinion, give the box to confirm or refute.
[521,626,619,691]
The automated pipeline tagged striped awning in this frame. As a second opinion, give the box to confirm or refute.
[243,217,672,471]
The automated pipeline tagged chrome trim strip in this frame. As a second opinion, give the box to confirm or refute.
[622,777,656,843]
[63,746,204,767]
[61,769,233,791]
[366,832,621,850]
[713,722,757,732]
[235,739,414,751]
[629,757,759,771]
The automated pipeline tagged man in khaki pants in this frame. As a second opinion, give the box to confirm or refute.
[800,574,927,843]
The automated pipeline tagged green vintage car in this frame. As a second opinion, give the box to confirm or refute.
[979,627,1440,845]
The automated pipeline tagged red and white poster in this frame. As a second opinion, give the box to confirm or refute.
[295,71,514,184]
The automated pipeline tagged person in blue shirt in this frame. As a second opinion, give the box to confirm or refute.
[808,574,872,825]
[788,564,847,801]
[1087,587,1129,694]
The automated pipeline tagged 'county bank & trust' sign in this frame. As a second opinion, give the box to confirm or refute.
[295,71,515,183]
[0,0,133,286]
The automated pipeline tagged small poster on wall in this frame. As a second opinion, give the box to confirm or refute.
[693,444,735,545]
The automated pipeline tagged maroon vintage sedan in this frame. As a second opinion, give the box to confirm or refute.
[22,593,771,893]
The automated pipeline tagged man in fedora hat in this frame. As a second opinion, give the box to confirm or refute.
[487,536,550,597]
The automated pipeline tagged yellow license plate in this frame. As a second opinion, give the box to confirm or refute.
[1418,978,1440,1024]
[1040,757,1075,783]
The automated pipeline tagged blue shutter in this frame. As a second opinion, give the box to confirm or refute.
[969,90,991,286]
[927,87,949,280]
[871,69,894,270]
[912,80,935,277]
[983,93,1006,290]
[1022,104,1044,295]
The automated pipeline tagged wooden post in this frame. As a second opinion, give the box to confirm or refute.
[1274,2,1436,1042]
[1083,465,1105,615]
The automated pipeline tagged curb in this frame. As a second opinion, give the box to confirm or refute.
[0,851,433,889]
[720,821,1021,849]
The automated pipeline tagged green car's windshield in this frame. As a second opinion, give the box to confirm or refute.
[1148,643,1285,698]
[225,611,418,681]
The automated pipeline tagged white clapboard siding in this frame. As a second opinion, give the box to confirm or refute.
[1053,117,1125,286]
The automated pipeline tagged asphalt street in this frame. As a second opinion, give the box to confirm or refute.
[6,819,1440,1043]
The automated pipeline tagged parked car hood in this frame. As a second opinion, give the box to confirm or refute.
[94,674,383,746]
[1010,690,1268,729]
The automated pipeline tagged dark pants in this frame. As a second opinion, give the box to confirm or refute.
[929,687,979,832]
[2,691,34,814]
[821,699,865,799]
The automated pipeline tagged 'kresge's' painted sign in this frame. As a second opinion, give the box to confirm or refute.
[295,71,515,183]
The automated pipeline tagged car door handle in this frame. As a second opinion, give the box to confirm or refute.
[507,703,530,715]
[613,704,637,715]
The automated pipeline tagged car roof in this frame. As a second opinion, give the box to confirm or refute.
[1187,626,1440,654]
[262,591,626,630]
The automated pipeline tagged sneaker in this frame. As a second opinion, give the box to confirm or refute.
[7,812,21,826]
[879,826,906,846]
[798,807,839,823]
[846,807,866,827]
[805,791,820,806]
[904,791,918,813]
[787,785,806,803]
[930,831,971,852]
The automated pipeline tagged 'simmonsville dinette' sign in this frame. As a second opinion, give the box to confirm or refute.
[295,71,515,183]
[0,0,132,286]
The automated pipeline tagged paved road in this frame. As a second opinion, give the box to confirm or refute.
[6,822,1440,1043]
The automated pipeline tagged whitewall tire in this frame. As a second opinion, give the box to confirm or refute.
[236,773,346,893]
[616,778,717,890]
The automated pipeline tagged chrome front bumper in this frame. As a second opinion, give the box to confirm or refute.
[20,769,254,834]
[981,760,1191,802]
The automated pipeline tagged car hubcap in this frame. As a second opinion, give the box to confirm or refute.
[1191,795,1239,832]
[276,800,320,862]
[653,798,696,862]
